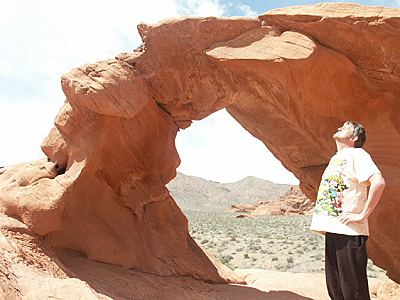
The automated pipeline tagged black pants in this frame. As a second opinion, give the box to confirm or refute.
[325,232,370,300]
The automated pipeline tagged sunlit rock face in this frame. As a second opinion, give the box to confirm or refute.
[1,2,399,285]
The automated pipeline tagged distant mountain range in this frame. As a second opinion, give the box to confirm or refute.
[166,172,293,212]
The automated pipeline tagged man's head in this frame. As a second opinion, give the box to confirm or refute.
[333,120,366,148]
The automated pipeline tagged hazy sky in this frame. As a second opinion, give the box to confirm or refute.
[1,0,399,184]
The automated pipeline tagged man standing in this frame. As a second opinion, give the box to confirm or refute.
[310,121,385,300]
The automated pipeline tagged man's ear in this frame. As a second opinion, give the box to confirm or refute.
[351,135,358,144]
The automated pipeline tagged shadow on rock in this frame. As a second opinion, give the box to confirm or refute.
[56,249,314,300]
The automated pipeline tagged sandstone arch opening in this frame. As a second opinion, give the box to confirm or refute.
[174,108,299,184]
[0,4,399,294]
[167,109,387,279]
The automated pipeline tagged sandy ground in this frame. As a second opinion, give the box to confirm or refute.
[23,249,390,300]
[1,212,396,299]
[237,269,388,300]
[187,210,387,279]
[55,249,323,300]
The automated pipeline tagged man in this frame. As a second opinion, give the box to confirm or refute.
[310,120,385,300]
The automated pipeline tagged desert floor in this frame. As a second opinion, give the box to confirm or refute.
[186,210,387,279]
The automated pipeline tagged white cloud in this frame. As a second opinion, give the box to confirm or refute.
[0,99,61,166]
[0,0,298,184]
[176,109,299,184]
[0,0,179,79]
[177,0,226,16]
[356,0,400,7]
[0,0,180,166]
[238,4,258,16]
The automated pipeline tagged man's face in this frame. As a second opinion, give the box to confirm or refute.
[333,122,355,141]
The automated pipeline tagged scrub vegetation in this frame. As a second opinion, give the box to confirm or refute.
[186,210,386,279]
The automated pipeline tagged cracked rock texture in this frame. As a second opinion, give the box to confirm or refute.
[0,2,399,298]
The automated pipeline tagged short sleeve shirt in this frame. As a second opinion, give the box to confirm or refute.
[310,147,381,236]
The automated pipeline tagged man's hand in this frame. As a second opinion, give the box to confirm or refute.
[339,212,366,225]
[339,173,385,225]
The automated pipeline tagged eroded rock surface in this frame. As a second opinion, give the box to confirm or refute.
[1,3,399,296]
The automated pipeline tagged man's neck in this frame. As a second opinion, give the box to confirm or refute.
[335,141,355,152]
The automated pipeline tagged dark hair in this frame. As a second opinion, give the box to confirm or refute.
[347,120,366,148]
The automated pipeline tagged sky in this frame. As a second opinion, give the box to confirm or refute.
[1,0,399,184]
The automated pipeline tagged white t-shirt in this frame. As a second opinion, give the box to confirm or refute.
[310,147,381,236]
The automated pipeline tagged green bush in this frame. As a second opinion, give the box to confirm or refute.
[220,255,235,270]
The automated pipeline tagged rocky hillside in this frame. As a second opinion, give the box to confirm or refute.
[167,172,292,212]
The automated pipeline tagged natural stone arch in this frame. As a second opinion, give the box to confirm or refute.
[0,3,399,284]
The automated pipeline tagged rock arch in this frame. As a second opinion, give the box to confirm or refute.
[1,3,399,283]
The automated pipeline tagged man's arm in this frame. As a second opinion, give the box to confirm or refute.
[339,173,386,225]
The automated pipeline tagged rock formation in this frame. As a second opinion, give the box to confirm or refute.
[231,186,314,216]
[231,203,257,213]
[1,2,400,296]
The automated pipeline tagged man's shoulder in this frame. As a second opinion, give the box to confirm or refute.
[353,147,371,157]
[333,147,368,158]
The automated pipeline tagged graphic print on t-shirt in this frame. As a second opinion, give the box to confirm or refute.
[314,157,349,217]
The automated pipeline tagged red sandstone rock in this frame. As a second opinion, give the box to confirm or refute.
[253,186,313,216]
[231,203,257,213]
[232,186,313,216]
[236,214,256,219]
[0,3,399,296]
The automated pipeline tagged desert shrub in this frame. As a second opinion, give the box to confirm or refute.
[274,263,289,271]
[287,257,294,264]
[220,255,235,270]
[271,256,278,261]
[367,262,375,271]
[310,253,323,260]
[250,245,261,251]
